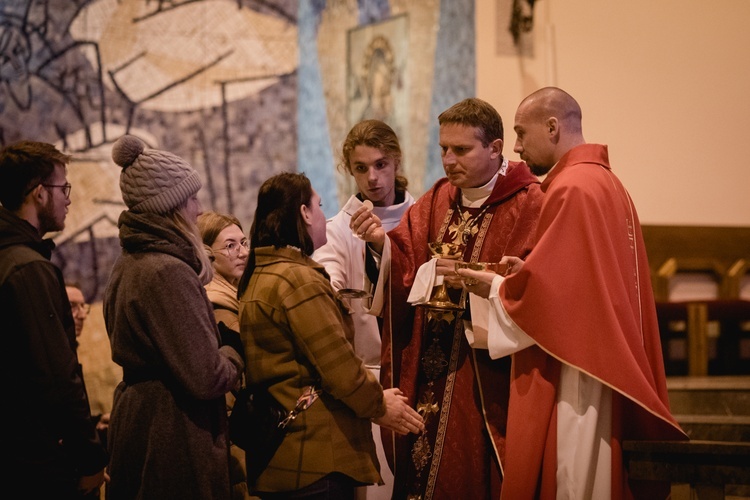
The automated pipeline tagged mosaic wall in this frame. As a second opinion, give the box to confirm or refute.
[0,0,475,300]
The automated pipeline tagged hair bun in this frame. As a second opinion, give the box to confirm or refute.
[112,135,146,169]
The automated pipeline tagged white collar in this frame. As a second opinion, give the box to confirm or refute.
[461,158,508,207]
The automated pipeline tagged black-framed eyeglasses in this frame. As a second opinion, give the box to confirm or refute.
[214,239,250,258]
[42,183,72,199]
[70,301,91,314]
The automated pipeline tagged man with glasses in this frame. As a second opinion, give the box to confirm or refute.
[66,283,91,340]
[0,141,107,498]
[66,281,115,488]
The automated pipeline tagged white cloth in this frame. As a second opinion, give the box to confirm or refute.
[406,258,438,305]
[556,364,612,500]
[356,367,394,500]
[467,279,613,500]
[463,274,536,355]
[368,237,389,318]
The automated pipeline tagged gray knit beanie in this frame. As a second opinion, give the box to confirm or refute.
[111,135,202,214]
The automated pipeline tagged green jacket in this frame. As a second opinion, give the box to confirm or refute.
[239,246,385,492]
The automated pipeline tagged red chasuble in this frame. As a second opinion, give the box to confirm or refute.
[381,162,543,499]
[498,144,688,500]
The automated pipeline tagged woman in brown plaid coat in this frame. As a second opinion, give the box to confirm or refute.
[237,172,423,498]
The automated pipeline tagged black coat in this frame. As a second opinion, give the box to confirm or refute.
[0,207,107,489]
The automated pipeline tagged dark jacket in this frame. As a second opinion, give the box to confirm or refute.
[103,210,243,500]
[0,207,108,488]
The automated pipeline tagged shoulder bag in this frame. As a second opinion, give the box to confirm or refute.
[229,384,320,483]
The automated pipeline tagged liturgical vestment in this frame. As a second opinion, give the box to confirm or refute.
[473,144,688,500]
[371,161,543,499]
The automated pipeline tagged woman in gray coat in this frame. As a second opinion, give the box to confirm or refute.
[103,135,244,499]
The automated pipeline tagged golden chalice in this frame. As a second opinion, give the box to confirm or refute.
[422,242,464,310]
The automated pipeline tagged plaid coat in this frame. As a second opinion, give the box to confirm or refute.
[239,246,385,493]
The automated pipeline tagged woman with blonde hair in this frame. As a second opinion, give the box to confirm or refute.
[103,135,244,499]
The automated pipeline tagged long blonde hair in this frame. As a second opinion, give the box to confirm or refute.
[172,205,214,285]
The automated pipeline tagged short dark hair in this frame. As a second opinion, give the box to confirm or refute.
[438,98,504,146]
[0,141,71,210]
[237,172,314,296]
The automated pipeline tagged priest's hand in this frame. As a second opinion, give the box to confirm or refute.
[456,268,495,298]
[457,256,524,298]
[499,255,524,275]
[437,258,464,288]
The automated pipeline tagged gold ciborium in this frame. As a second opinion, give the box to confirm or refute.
[423,242,464,310]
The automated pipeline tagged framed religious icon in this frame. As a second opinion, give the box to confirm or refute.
[346,14,409,131]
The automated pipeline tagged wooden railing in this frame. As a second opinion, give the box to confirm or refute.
[641,225,750,303]
[641,225,750,377]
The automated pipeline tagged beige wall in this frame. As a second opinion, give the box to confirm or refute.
[477,0,750,227]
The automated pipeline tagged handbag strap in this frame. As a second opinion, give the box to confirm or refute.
[279,384,321,429]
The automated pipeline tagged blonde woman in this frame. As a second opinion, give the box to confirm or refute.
[103,135,244,499]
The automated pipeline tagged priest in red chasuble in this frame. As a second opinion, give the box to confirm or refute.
[351,98,543,499]
[458,87,688,500]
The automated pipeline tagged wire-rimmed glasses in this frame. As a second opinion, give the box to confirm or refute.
[214,239,249,258]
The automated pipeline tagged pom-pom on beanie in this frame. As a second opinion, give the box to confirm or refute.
[111,135,202,214]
